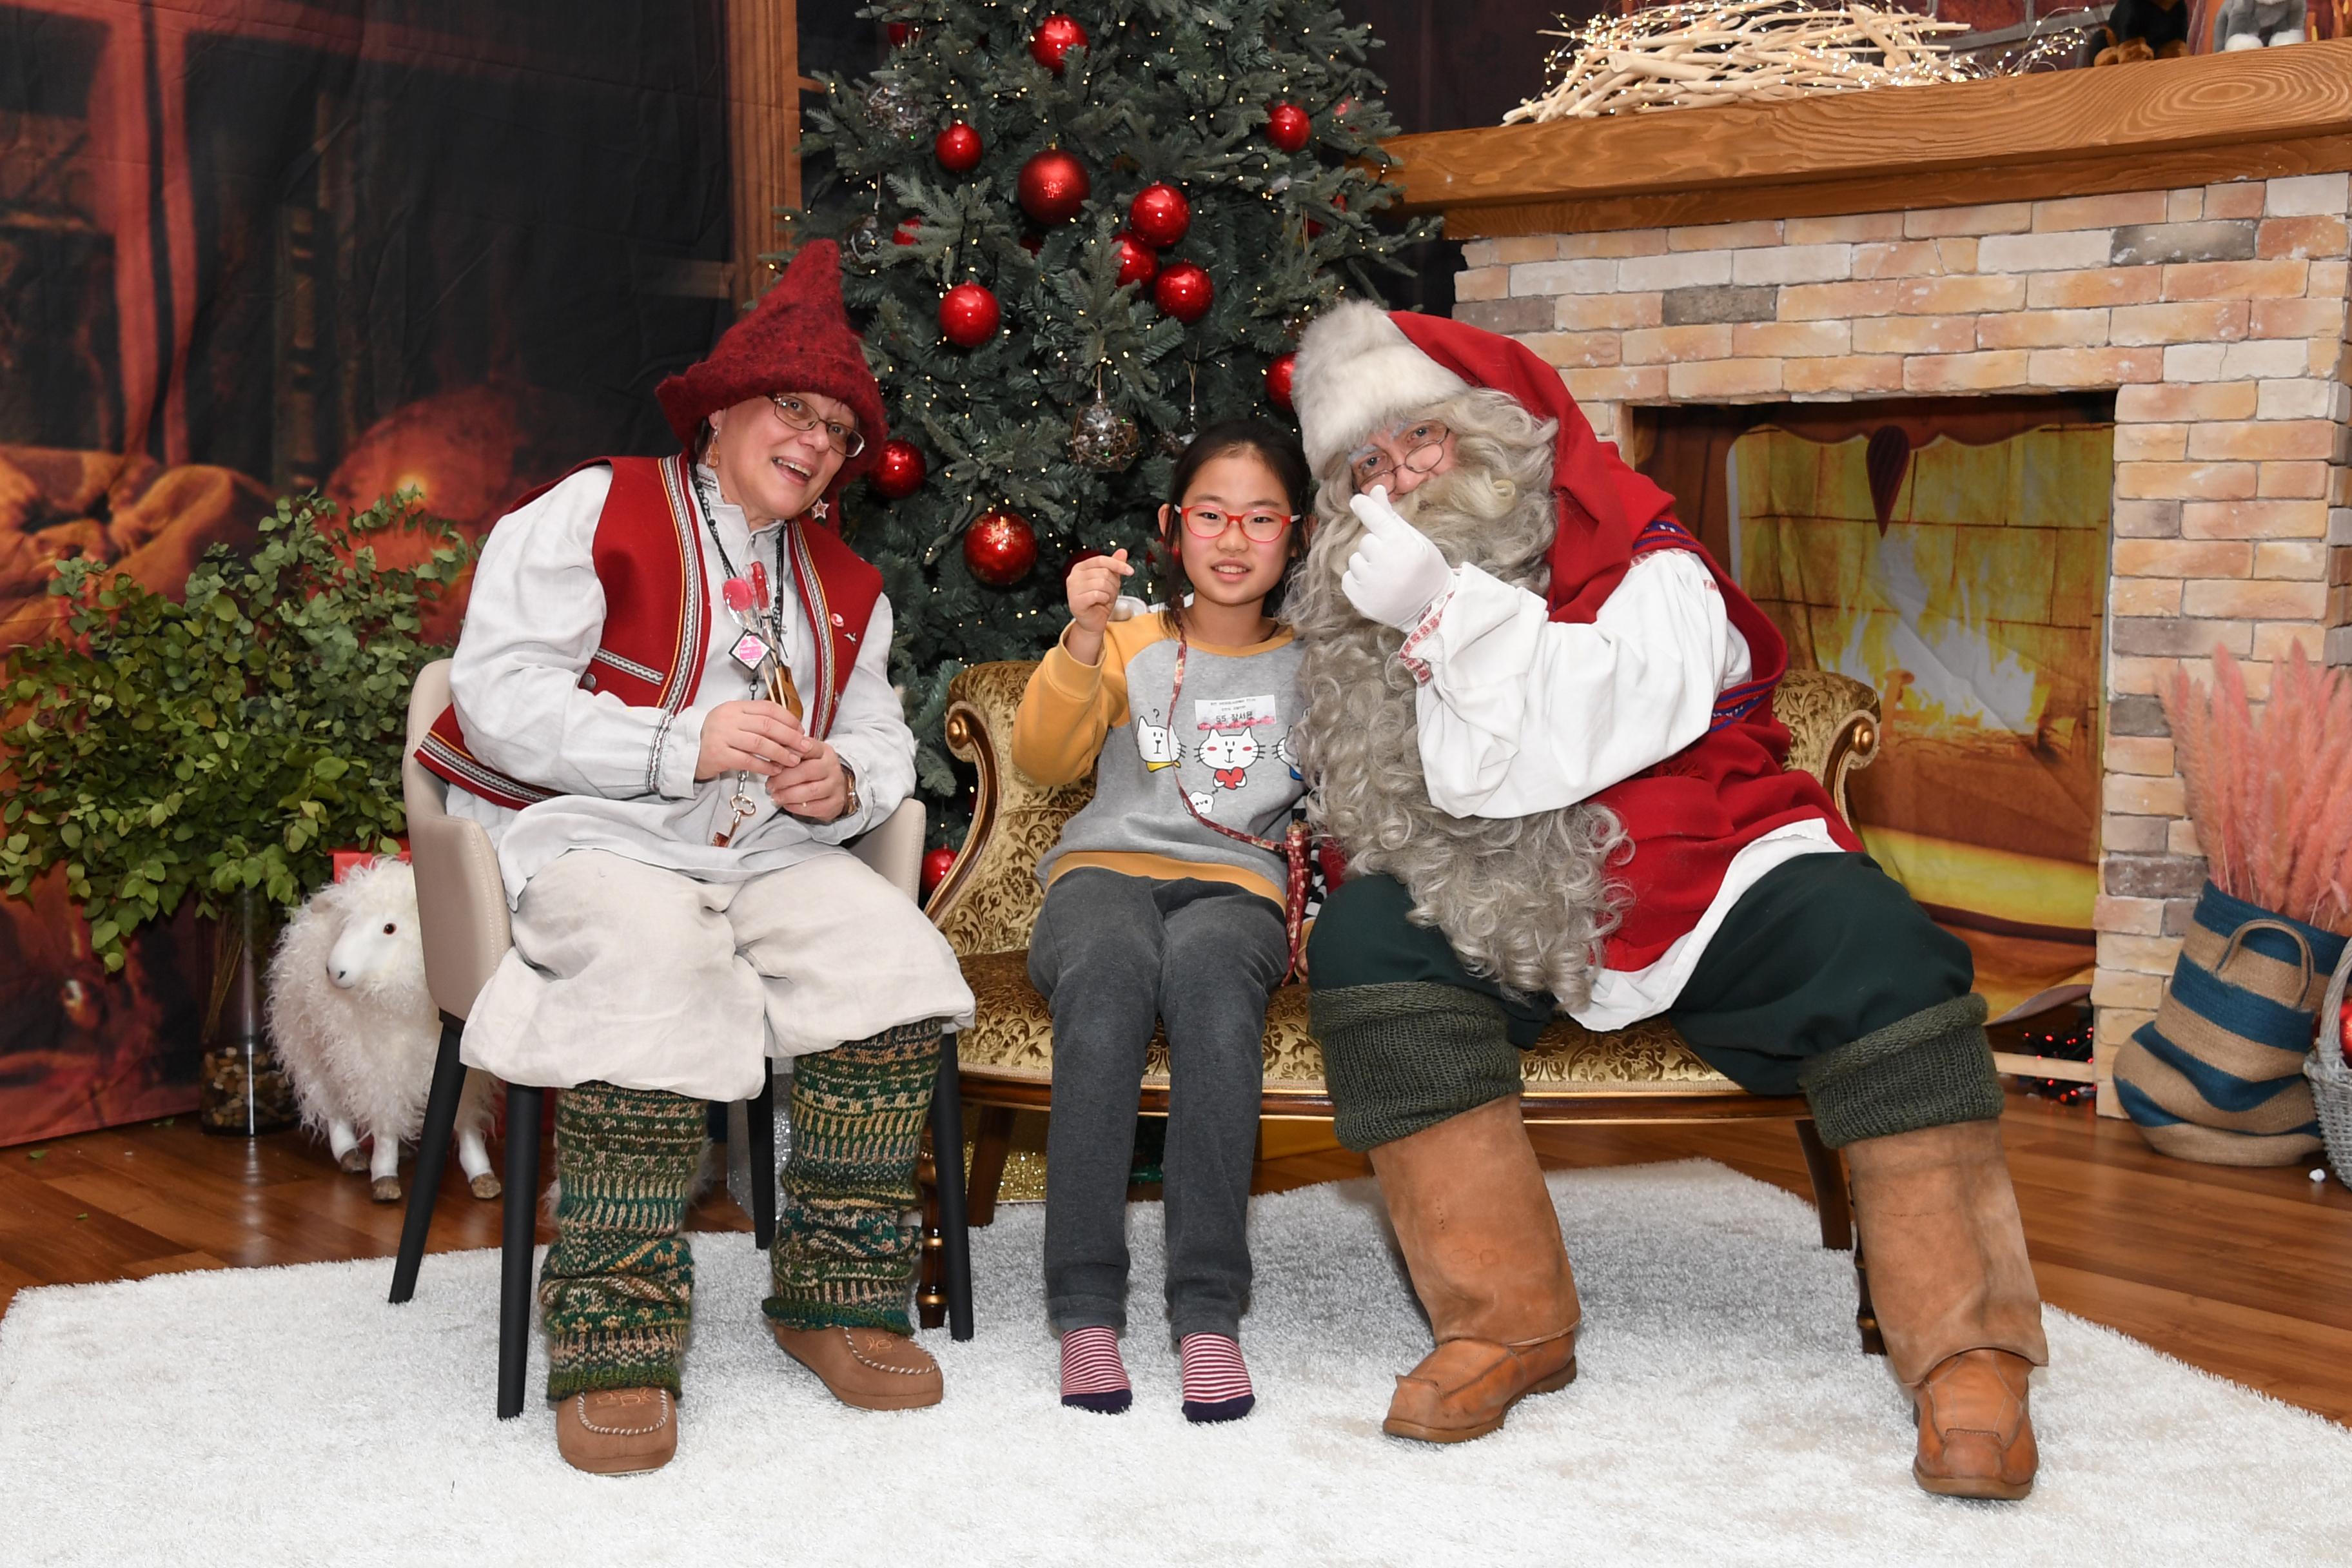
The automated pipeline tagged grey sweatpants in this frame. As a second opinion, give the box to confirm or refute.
[1028,869,1286,1340]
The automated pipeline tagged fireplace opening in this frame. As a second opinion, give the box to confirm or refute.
[1634,394,2117,1019]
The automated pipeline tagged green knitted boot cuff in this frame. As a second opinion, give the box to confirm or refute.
[1798,993,2001,1149]
[765,1018,943,1333]
[1310,981,1522,1153]
[545,1326,687,1402]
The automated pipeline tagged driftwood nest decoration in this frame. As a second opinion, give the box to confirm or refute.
[1506,2,1984,121]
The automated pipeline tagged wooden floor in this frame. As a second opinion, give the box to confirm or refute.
[4,1091,2347,1426]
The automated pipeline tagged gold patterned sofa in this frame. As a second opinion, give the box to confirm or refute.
[918,659,1886,1289]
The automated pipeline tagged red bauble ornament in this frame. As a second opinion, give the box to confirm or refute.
[1113,231,1159,288]
[1030,13,1088,72]
[1153,261,1213,324]
[887,21,922,47]
[939,281,1001,347]
[1266,102,1312,152]
[871,439,926,500]
[1128,182,1190,248]
[1018,149,1090,226]
[1264,352,1296,409]
[2340,995,2351,1067]
[892,218,922,246]
[934,122,983,173]
[1306,191,1347,240]
[963,509,1037,587]
[921,846,957,899]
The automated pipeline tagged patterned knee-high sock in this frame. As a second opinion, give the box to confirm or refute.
[764,1019,943,1335]
[1059,1326,1132,1414]
[1179,1333,1255,1423]
[538,1082,709,1402]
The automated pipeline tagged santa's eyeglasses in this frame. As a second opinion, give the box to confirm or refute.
[1348,420,1451,491]
[1175,505,1295,543]
[766,394,866,458]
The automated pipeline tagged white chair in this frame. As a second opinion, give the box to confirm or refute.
[386,658,971,1418]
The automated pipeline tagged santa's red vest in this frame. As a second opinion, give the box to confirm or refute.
[1585,507,1865,972]
[415,453,883,811]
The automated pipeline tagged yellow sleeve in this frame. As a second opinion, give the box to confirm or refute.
[1010,621,1140,786]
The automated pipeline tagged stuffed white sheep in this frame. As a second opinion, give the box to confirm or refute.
[267,858,502,1202]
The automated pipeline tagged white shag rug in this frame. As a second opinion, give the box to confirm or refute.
[1,1159,2346,1567]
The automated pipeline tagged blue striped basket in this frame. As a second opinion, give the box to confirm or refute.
[2113,882,2346,1166]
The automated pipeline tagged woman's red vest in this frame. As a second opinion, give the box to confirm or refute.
[415,453,883,812]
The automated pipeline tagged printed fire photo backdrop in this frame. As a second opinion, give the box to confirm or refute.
[0,0,736,1146]
[1642,398,2114,1021]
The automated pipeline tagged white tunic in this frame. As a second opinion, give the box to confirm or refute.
[444,462,976,1098]
[446,464,914,906]
[1400,549,1846,1031]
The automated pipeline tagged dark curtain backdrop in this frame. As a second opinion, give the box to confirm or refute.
[0,0,734,1146]
[0,0,1581,1146]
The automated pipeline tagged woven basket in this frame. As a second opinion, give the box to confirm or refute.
[2113,882,2346,1164]
[2306,937,2352,1187]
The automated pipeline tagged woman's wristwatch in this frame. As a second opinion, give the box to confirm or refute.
[838,760,861,821]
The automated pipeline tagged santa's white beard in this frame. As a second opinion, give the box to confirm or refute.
[1292,460,1625,1008]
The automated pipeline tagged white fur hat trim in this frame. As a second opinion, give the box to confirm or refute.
[1292,300,1469,473]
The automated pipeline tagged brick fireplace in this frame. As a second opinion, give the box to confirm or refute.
[1387,45,2352,1110]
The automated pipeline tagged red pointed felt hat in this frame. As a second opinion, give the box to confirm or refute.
[654,240,888,488]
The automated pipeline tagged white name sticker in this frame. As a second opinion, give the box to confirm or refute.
[1192,693,1278,732]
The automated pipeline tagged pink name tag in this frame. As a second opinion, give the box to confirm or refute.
[730,631,772,672]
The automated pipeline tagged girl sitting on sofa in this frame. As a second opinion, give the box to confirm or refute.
[1010,420,1312,1422]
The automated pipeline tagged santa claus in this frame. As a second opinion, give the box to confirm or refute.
[1288,302,2046,1500]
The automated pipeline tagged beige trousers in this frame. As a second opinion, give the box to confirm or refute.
[462,848,975,1101]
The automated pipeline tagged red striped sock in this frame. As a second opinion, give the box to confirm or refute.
[1059,1326,1132,1414]
[1179,1333,1255,1423]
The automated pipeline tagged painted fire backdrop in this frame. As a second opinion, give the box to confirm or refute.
[1642,397,2113,1020]
[0,1,736,1146]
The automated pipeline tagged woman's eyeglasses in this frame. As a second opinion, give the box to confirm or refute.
[1176,505,1295,543]
[767,394,866,458]
[1348,421,1449,491]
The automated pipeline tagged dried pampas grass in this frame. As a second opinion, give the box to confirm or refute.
[2166,646,2352,934]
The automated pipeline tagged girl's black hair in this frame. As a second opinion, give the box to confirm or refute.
[1154,418,1313,640]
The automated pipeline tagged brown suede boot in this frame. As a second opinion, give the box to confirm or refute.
[554,1386,678,1476]
[1369,1095,1581,1443]
[1845,1118,2049,1500]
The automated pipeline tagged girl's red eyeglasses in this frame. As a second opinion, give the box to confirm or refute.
[1174,505,1295,542]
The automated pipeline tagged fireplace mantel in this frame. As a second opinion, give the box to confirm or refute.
[1384,42,2352,238]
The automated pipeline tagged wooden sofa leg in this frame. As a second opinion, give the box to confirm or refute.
[916,1128,948,1333]
[1854,1233,1887,1357]
[1794,1118,1853,1251]
[967,1105,1015,1229]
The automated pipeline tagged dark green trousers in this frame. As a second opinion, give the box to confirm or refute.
[1306,853,1998,1152]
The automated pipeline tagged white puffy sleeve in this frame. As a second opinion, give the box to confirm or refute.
[1400,549,1750,819]
[447,466,701,801]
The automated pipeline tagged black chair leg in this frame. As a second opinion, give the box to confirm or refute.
[748,1063,778,1251]
[928,1036,975,1342]
[497,1084,545,1420]
[388,1019,467,1305]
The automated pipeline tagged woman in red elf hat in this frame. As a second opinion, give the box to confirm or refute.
[416,240,974,1476]
[1286,301,2046,1502]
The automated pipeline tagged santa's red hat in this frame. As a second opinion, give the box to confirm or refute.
[655,240,887,489]
[1292,300,1680,620]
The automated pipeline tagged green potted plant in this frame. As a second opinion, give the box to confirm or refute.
[1,491,469,1134]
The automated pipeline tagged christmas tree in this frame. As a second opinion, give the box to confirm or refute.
[787,1,1427,830]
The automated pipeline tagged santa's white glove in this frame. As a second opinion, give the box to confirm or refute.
[1341,485,1455,631]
